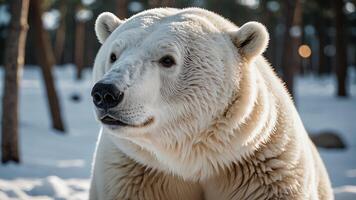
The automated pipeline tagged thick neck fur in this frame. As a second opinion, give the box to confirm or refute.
[198,58,305,199]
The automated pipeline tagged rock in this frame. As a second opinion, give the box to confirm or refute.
[310,130,346,149]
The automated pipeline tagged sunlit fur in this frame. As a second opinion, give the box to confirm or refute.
[89,7,333,200]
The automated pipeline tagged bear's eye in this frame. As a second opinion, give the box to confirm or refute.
[110,53,117,63]
[159,55,176,68]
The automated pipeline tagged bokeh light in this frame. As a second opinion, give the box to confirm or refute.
[298,44,312,58]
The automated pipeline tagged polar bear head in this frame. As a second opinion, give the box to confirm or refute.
[92,8,269,180]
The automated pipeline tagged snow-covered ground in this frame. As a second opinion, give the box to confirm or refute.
[296,71,356,200]
[0,65,355,200]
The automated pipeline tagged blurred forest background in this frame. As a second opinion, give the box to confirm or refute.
[0,0,355,163]
[0,0,355,95]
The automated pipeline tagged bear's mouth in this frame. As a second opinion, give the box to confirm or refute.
[101,116,129,126]
[100,115,154,128]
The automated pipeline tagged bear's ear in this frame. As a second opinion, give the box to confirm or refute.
[95,12,123,44]
[229,22,269,60]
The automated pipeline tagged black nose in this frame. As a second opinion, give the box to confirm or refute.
[91,82,124,110]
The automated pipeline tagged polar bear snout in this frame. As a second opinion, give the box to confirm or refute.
[91,78,155,128]
[91,82,124,110]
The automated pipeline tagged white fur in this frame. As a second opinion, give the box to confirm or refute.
[89,7,333,200]
[95,12,123,44]
[229,21,269,59]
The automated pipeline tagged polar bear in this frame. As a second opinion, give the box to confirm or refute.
[89,7,333,200]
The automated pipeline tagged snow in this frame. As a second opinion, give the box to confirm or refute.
[0,65,355,199]
[0,65,96,200]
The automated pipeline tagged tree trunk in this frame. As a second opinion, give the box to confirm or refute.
[75,11,85,80]
[1,0,30,163]
[54,0,67,64]
[161,0,175,7]
[149,0,175,7]
[333,0,348,97]
[116,0,128,19]
[148,0,161,7]
[260,0,277,69]
[84,22,96,69]
[30,0,66,132]
[316,19,327,76]
[281,0,302,98]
